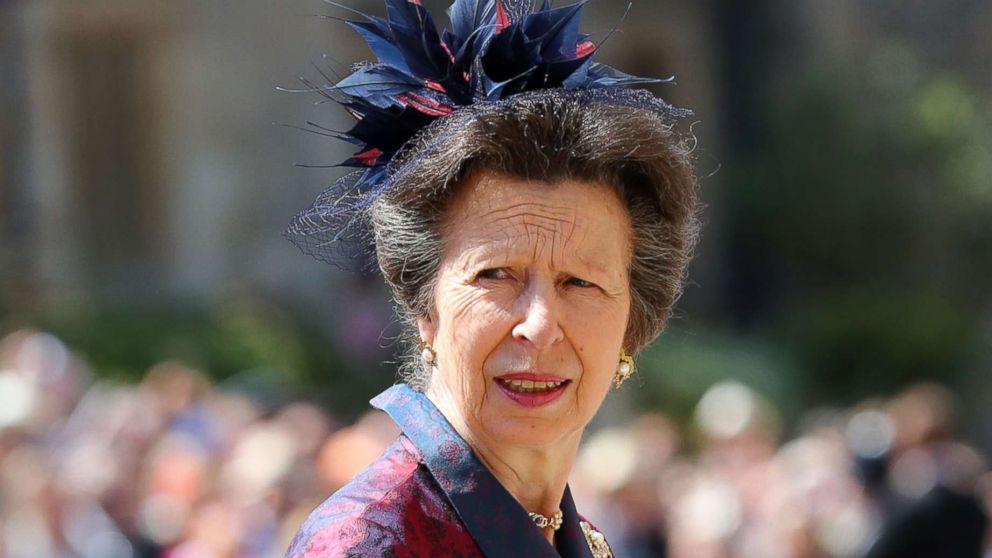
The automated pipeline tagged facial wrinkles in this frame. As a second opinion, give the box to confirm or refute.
[476,200,581,273]
[434,267,502,425]
[443,203,586,431]
[447,193,625,352]
[434,178,633,446]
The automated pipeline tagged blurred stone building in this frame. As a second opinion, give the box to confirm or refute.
[0,0,720,320]
[1,0,988,328]
[2,0,354,315]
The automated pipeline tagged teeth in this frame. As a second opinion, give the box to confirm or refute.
[500,379,565,393]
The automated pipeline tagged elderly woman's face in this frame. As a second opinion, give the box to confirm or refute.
[420,171,632,450]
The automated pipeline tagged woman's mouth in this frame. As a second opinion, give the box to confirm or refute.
[498,379,565,392]
[494,375,570,407]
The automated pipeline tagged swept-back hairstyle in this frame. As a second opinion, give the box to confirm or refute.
[371,92,699,389]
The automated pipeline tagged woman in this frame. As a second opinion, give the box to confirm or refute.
[284,1,698,556]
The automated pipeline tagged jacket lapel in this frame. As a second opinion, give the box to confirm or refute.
[372,385,592,558]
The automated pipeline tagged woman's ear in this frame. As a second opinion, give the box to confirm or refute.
[416,314,436,345]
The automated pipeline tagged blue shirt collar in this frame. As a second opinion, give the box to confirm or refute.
[371,384,593,558]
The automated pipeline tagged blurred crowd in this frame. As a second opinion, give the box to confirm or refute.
[0,329,988,558]
[576,382,990,558]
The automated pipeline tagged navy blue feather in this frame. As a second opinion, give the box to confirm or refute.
[318,0,677,183]
[346,20,413,74]
[385,3,450,81]
[286,0,689,268]
[335,64,420,108]
[447,0,495,46]
[524,1,587,61]
[343,101,432,154]
[587,62,671,88]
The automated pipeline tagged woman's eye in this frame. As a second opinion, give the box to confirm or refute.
[477,268,509,280]
[566,276,595,288]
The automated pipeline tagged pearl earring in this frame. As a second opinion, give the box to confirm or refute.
[418,338,436,366]
[614,350,635,389]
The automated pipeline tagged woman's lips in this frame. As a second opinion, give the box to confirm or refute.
[494,373,570,408]
[495,372,568,382]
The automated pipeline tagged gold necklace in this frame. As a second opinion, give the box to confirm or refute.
[528,509,564,531]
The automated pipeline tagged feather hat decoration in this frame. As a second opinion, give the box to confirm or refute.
[286,0,688,266]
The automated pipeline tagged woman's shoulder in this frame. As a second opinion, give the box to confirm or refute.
[285,436,420,557]
[285,435,480,558]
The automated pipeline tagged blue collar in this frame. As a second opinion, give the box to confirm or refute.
[371,384,593,558]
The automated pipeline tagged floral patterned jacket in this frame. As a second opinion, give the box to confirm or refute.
[285,384,612,558]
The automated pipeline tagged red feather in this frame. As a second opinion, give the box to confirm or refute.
[576,40,596,58]
[354,148,384,166]
[495,0,509,33]
[440,40,456,63]
[425,80,447,92]
[397,92,455,116]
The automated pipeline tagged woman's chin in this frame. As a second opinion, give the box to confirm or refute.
[479,382,587,449]
[486,419,578,450]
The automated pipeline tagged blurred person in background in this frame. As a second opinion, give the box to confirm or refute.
[280,0,699,556]
[0,331,335,558]
[572,414,682,558]
[1,335,987,558]
[858,384,989,558]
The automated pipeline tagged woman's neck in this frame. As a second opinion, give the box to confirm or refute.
[470,429,579,516]
[425,384,581,520]
[472,438,575,546]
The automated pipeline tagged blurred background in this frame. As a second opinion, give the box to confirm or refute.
[1,0,990,556]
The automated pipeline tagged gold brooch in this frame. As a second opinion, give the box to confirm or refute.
[579,521,613,558]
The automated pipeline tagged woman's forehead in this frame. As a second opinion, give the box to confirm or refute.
[442,173,632,267]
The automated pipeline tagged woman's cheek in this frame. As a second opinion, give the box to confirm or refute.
[441,291,506,378]
[455,290,513,335]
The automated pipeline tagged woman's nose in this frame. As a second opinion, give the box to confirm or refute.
[511,281,564,349]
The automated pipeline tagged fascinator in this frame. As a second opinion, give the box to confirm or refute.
[285,0,688,266]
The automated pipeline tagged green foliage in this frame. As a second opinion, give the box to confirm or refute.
[777,289,974,403]
[42,295,317,384]
[0,292,399,419]
[715,44,990,410]
[635,329,803,425]
[26,294,374,416]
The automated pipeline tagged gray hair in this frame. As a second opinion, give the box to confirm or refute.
[370,94,700,390]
